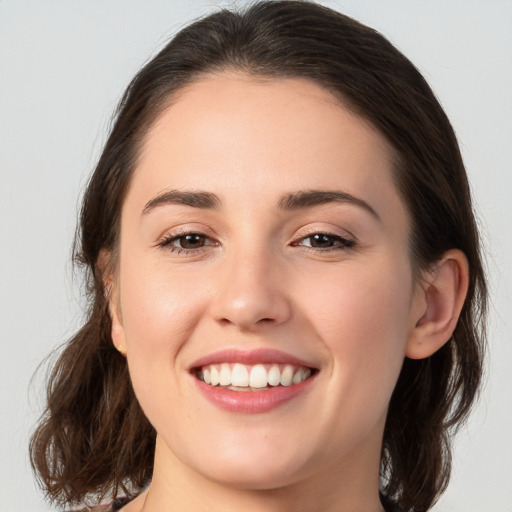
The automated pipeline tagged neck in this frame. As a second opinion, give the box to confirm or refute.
[137,436,385,512]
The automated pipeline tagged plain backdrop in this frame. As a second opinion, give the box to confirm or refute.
[1,1,511,510]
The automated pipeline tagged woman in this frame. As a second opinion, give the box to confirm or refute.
[30,1,487,511]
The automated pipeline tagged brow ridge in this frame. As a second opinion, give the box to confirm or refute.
[142,189,221,214]
[142,188,379,221]
[278,189,380,220]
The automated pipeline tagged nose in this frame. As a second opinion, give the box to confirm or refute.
[210,247,292,332]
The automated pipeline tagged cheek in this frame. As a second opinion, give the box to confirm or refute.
[117,254,210,424]
[299,258,413,381]
[293,259,414,443]
[118,254,208,355]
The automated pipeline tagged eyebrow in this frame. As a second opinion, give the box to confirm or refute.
[278,189,381,221]
[142,189,221,214]
[142,188,380,221]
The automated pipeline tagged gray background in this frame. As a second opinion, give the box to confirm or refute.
[1,1,511,510]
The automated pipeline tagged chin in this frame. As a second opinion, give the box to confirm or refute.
[187,437,315,490]
[204,459,308,491]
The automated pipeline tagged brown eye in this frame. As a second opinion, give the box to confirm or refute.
[308,234,337,248]
[159,232,215,252]
[296,233,354,250]
[178,234,207,249]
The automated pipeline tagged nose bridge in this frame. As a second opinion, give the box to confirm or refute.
[211,239,291,330]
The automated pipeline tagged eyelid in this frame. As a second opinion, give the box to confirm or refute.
[156,223,218,243]
[292,224,356,242]
[157,226,219,252]
[290,225,358,253]
[293,233,354,248]
[155,224,357,253]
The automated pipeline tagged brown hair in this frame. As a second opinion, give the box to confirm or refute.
[30,2,487,510]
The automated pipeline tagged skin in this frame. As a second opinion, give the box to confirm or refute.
[107,73,468,512]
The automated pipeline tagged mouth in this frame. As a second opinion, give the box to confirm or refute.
[189,349,318,413]
[194,362,314,392]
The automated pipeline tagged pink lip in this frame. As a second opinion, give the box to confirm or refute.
[194,374,316,413]
[189,348,318,414]
[189,348,316,370]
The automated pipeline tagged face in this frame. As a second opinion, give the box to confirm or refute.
[110,73,423,490]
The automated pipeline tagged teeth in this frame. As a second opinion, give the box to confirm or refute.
[268,364,281,386]
[210,366,220,386]
[249,364,268,388]
[231,363,249,387]
[280,365,294,386]
[199,362,313,389]
[219,363,231,386]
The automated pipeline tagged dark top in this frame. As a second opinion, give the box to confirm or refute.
[67,496,131,511]
[70,493,402,511]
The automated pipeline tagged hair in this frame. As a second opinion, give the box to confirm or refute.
[30,1,487,511]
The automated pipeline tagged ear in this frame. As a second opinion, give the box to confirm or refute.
[98,249,126,356]
[406,249,469,359]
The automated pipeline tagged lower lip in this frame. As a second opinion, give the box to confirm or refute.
[194,375,316,413]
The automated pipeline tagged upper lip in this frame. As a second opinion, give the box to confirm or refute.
[189,348,318,370]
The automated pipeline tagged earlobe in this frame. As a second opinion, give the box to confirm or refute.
[98,249,126,355]
[406,249,469,360]
[111,312,127,356]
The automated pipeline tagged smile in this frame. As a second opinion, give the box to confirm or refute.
[197,363,313,391]
[190,349,318,413]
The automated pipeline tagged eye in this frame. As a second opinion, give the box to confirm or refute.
[158,232,216,252]
[174,233,208,249]
[294,233,355,250]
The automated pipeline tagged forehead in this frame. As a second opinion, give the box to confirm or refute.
[126,73,407,233]
[141,73,394,170]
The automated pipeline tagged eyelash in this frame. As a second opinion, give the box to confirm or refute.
[158,230,355,254]
[292,232,355,252]
[158,230,217,254]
